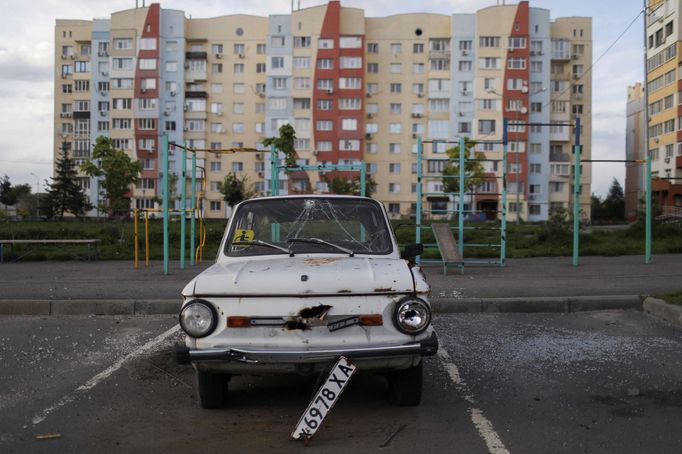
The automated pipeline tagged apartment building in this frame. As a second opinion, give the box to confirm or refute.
[625,83,646,219]
[54,1,592,220]
[635,0,682,211]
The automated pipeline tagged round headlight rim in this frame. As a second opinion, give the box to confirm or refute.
[179,298,218,338]
[393,296,431,335]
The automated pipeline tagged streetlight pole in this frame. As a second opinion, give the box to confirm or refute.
[30,172,39,219]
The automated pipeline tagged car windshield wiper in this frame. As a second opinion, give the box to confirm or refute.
[288,237,354,257]
[232,240,293,256]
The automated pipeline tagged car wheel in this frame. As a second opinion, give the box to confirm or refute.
[197,371,230,409]
[387,361,423,407]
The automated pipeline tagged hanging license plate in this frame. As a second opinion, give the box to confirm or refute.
[291,356,357,440]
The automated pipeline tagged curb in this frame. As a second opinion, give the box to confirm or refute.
[0,299,180,316]
[0,296,645,316]
[430,295,644,313]
[643,297,682,328]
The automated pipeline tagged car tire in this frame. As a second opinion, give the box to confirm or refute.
[197,371,230,409]
[387,361,423,406]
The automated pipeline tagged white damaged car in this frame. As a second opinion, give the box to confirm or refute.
[175,195,437,408]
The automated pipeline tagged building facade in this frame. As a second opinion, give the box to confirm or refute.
[54,1,592,220]
[625,83,646,219]
[640,0,682,212]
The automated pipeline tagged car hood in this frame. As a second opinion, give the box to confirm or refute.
[186,256,420,296]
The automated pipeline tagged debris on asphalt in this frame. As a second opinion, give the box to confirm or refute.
[35,433,62,441]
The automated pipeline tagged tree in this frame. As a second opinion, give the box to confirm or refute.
[325,174,377,197]
[218,172,254,207]
[262,123,297,168]
[603,178,625,221]
[590,194,606,222]
[45,146,92,219]
[0,175,14,208]
[81,136,142,217]
[441,138,487,194]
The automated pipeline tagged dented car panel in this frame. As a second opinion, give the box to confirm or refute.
[177,195,437,408]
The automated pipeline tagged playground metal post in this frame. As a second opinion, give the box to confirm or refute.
[458,136,465,260]
[501,119,508,266]
[162,133,169,275]
[133,208,139,269]
[360,162,366,197]
[270,144,279,196]
[190,150,196,266]
[572,117,582,267]
[646,150,652,263]
[416,137,423,265]
[180,148,187,269]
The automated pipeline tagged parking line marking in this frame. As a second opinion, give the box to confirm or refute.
[437,347,510,454]
[32,325,180,425]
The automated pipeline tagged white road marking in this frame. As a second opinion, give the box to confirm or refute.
[32,325,180,425]
[437,346,510,454]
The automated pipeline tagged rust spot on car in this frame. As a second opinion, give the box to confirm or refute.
[374,287,393,292]
[337,289,352,293]
[299,304,332,319]
[303,258,341,266]
[284,320,309,330]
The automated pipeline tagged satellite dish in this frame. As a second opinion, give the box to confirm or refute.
[520,107,528,114]
[521,86,529,94]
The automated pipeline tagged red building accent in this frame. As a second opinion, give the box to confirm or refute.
[134,3,161,191]
[502,1,530,199]
[312,1,364,182]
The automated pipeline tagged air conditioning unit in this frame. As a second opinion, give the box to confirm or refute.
[255,153,263,160]
[257,171,264,177]
[458,112,465,117]
[183,127,189,132]
[61,55,67,60]
[65,112,72,118]
[412,134,418,139]
[417,92,424,98]
[215,53,223,59]
[141,88,147,93]
[366,92,372,98]
[101,71,108,76]
[99,111,107,116]
[461,90,469,95]
[61,74,68,79]
[258,92,265,98]
[411,113,422,118]
[184,63,190,69]
[216,111,223,116]
[367,113,374,119]
[365,133,373,140]
[183,104,189,111]
[462,50,469,56]
[665,157,671,163]
[572,74,580,79]
[100,90,107,96]
[572,54,579,60]
[327,88,334,95]
[164,110,170,116]
[170,91,176,97]
[70,55,76,60]
[97,51,105,57]
[59,112,66,118]
[238,53,245,59]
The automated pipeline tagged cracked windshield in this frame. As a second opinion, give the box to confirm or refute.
[225,198,392,256]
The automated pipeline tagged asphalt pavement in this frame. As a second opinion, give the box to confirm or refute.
[0,254,681,320]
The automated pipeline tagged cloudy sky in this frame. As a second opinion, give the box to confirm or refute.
[0,0,645,197]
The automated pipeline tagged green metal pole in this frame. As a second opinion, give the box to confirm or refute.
[458,136,465,261]
[162,133,169,275]
[572,117,582,267]
[270,144,279,196]
[360,160,366,197]
[180,148,186,269]
[416,136,423,265]
[190,150,196,266]
[501,119,508,266]
[645,150,652,263]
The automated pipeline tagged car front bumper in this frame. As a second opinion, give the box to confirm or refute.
[175,331,438,365]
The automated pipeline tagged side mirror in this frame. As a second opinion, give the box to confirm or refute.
[401,243,423,260]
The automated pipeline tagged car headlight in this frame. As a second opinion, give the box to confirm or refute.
[393,297,431,335]
[179,299,218,338]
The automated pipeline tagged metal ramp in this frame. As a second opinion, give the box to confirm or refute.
[431,223,464,275]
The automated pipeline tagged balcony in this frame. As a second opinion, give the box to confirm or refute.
[550,152,571,162]
[429,50,451,60]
